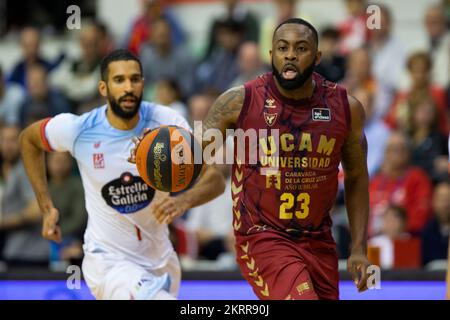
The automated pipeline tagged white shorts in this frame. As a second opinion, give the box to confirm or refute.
[82,250,181,300]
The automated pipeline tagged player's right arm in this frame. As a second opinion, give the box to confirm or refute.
[201,86,245,151]
[19,119,61,242]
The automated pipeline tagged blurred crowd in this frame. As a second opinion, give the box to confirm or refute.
[0,0,448,272]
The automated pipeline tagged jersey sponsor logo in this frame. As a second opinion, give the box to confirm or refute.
[264,112,278,126]
[101,172,155,214]
[312,108,331,121]
[265,98,276,109]
[93,153,105,169]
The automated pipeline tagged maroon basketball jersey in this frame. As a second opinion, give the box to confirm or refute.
[231,72,351,236]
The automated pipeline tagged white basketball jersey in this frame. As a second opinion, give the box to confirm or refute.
[43,102,191,268]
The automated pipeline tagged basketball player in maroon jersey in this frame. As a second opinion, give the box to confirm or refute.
[202,18,371,300]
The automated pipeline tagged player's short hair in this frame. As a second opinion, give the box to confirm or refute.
[273,18,319,49]
[100,49,143,81]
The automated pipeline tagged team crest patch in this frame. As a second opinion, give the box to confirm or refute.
[93,153,105,169]
[312,108,331,121]
[264,112,277,126]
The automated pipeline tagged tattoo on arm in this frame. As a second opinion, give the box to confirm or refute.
[202,87,244,132]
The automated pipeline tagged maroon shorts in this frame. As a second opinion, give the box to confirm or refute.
[235,229,339,300]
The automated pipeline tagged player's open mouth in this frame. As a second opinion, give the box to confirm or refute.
[121,97,137,108]
[282,65,298,80]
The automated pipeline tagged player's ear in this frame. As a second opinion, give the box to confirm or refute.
[98,80,107,98]
[269,49,273,61]
[315,50,322,66]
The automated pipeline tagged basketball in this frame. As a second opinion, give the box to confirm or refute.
[135,126,203,193]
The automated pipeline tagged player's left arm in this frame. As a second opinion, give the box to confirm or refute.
[151,164,225,224]
[341,95,371,293]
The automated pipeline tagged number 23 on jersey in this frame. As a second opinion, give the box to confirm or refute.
[279,192,310,220]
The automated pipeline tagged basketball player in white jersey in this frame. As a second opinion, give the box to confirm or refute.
[19,49,226,300]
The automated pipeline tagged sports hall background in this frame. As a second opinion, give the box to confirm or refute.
[0,0,448,300]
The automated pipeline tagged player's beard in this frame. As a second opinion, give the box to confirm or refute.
[108,91,143,119]
[272,59,316,91]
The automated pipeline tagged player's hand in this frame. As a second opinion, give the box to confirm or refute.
[347,252,371,293]
[151,192,190,224]
[42,207,62,243]
[128,128,152,164]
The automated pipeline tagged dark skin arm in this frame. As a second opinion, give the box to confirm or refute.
[148,164,226,224]
[142,86,244,223]
[201,86,245,151]
[19,120,62,243]
[341,95,371,293]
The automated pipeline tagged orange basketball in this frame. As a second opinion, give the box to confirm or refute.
[135,126,203,193]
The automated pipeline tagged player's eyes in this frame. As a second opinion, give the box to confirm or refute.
[114,78,124,83]
[298,47,307,52]
[278,46,287,51]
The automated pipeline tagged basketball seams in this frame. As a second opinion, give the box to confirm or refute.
[135,125,202,193]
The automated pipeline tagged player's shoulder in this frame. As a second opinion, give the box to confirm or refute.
[244,72,271,89]
[315,72,344,93]
[140,101,187,127]
[49,105,107,134]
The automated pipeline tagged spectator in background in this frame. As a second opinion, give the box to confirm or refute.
[124,0,185,55]
[386,52,449,136]
[140,18,195,98]
[369,205,411,269]
[0,125,48,266]
[188,90,221,125]
[341,47,374,95]
[47,152,86,266]
[368,5,406,90]
[368,4,406,113]
[315,26,347,83]
[353,87,390,177]
[93,20,115,57]
[50,22,104,109]
[196,19,243,93]
[337,0,370,56]
[19,64,71,128]
[154,79,189,119]
[0,66,25,126]
[230,42,269,88]
[8,26,63,89]
[407,93,449,183]
[341,47,389,119]
[259,0,302,64]
[421,181,450,266]
[423,3,450,89]
[369,131,433,237]
[204,0,259,60]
